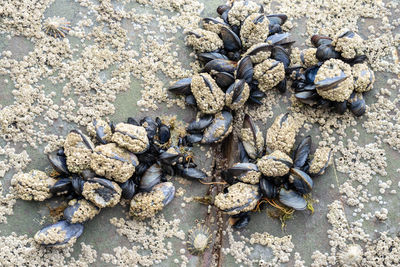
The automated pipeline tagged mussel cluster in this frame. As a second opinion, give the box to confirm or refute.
[11,117,207,248]
[169,0,293,145]
[292,30,374,116]
[214,113,332,228]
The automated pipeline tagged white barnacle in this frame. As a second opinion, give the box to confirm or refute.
[187,224,211,255]
[43,16,71,38]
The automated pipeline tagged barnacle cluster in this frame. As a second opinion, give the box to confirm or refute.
[169,0,294,145]
[292,29,375,116]
[11,117,207,248]
[214,113,332,229]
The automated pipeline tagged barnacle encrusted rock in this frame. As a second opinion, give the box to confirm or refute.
[352,63,375,92]
[240,13,270,49]
[227,0,261,26]
[64,199,100,224]
[214,182,260,215]
[129,187,166,220]
[111,123,149,154]
[309,147,332,175]
[257,150,293,177]
[185,29,223,53]
[11,170,57,201]
[82,180,121,208]
[191,74,225,114]
[332,30,364,59]
[90,143,138,183]
[253,59,285,92]
[64,131,94,173]
[266,113,299,154]
[86,119,112,143]
[315,59,354,102]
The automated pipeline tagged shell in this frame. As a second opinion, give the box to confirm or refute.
[227,162,261,184]
[11,170,57,201]
[279,188,307,210]
[253,59,285,92]
[64,130,94,174]
[257,150,293,177]
[214,182,260,215]
[82,178,122,208]
[309,147,332,176]
[191,74,226,115]
[187,225,211,255]
[43,17,71,38]
[289,168,313,195]
[111,123,150,154]
[240,14,270,49]
[266,113,299,154]
[34,220,83,248]
[63,199,100,224]
[129,182,175,220]
[185,29,223,53]
[139,163,163,192]
[225,79,250,110]
[90,143,139,183]
[201,111,233,144]
[48,152,69,175]
[87,119,112,144]
[239,114,264,159]
[314,59,354,102]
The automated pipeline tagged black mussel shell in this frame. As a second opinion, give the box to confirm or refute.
[177,165,207,180]
[232,212,251,229]
[185,94,197,106]
[311,35,332,47]
[158,124,170,144]
[267,14,288,26]
[204,59,237,74]
[316,44,340,61]
[198,52,228,64]
[293,136,311,169]
[48,153,69,175]
[140,163,162,192]
[120,179,137,199]
[259,178,278,199]
[187,115,214,134]
[220,26,242,52]
[50,178,72,195]
[202,111,233,144]
[347,93,366,117]
[290,168,313,195]
[279,188,307,210]
[168,78,192,95]
[140,117,158,139]
[217,4,230,15]
[214,72,235,90]
[238,140,250,163]
[236,56,253,83]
